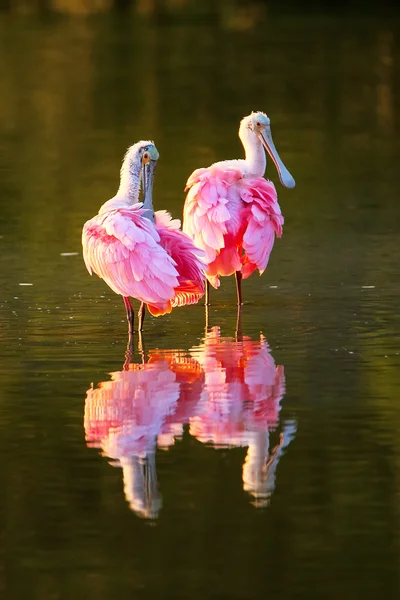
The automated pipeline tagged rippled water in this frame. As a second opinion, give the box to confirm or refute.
[84,329,295,518]
[1,6,400,599]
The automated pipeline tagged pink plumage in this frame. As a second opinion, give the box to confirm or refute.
[183,112,295,303]
[84,349,203,518]
[84,329,295,513]
[184,165,283,289]
[83,206,205,317]
[189,327,286,446]
[152,210,206,314]
[82,141,206,334]
[188,327,295,506]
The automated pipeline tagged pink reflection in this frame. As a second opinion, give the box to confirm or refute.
[84,350,202,519]
[84,329,296,517]
[190,327,296,507]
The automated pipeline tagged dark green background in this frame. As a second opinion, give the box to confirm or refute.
[1,3,400,599]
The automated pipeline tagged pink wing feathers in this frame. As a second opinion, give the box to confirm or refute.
[183,166,284,286]
[183,166,241,265]
[155,210,206,312]
[84,360,181,457]
[82,204,180,314]
[240,177,284,279]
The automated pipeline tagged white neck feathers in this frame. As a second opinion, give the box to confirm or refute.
[238,119,266,178]
[98,140,153,214]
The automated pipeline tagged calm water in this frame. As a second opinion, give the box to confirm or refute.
[1,6,400,599]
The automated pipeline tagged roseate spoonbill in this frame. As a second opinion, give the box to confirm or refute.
[183,112,295,305]
[84,348,203,519]
[189,327,296,506]
[82,141,206,340]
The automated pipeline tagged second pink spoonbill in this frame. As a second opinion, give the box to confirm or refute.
[183,112,295,305]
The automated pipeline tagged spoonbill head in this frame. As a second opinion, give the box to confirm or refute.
[240,111,295,189]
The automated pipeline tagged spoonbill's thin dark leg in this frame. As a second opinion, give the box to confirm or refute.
[123,296,134,340]
[235,271,243,306]
[235,304,243,341]
[205,303,210,332]
[138,302,146,332]
[205,280,210,306]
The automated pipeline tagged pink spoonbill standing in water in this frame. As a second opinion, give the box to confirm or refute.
[183,112,295,305]
[82,141,206,340]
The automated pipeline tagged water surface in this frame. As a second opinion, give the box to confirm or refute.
[1,7,400,599]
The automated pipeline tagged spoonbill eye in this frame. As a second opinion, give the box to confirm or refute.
[142,151,150,165]
[256,121,261,127]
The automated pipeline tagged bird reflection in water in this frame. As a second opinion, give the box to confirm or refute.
[190,326,296,507]
[84,325,296,518]
[84,341,203,520]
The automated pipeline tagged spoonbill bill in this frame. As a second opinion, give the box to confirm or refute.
[82,141,206,339]
[183,112,295,305]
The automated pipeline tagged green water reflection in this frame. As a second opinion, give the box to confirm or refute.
[1,7,400,600]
